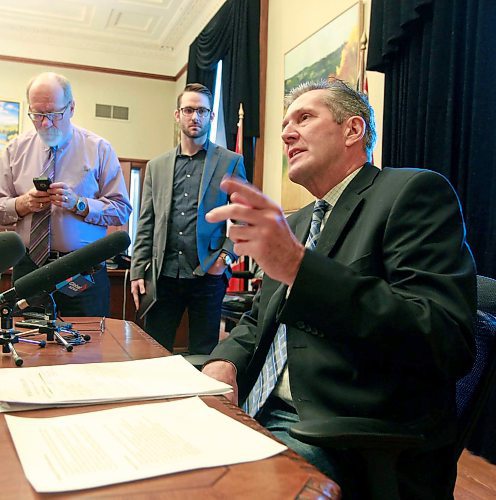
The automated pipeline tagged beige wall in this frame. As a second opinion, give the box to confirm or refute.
[0,0,384,194]
[0,60,177,161]
[263,0,384,204]
[176,73,188,98]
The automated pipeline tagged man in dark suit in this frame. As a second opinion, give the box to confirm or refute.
[131,83,246,354]
[202,79,476,498]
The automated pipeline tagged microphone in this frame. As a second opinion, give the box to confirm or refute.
[0,231,26,273]
[0,231,130,308]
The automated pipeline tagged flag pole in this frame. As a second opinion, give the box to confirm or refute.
[227,103,247,293]
[236,103,244,154]
[358,31,368,92]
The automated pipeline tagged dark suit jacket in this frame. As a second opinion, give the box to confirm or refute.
[211,164,476,496]
[130,141,246,281]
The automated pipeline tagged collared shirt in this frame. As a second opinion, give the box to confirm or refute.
[272,167,363,407]
[162,142,207,279]
[0,126,132,252]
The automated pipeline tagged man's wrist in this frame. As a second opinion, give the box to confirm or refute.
[15,195,29,218]
[219,251,233,266]
[72,196,88,216]
[202,358,237,375]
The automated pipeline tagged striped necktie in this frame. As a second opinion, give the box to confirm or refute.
[243,199,330,417]
[29,147,57,266]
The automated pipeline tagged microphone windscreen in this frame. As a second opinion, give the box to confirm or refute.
[14,231,130,300]
[0,231,26,273]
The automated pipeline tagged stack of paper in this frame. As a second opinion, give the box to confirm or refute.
[0,355,232,412]
[6,397,287,493]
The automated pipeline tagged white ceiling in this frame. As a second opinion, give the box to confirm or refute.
[0,0,226,76]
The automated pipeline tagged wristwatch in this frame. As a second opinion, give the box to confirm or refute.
[74,196,88,216]
[220,252,233,266]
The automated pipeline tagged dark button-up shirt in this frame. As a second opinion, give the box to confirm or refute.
[162,144,207,279]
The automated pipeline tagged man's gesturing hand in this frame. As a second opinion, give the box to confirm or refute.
[205,177,305,286]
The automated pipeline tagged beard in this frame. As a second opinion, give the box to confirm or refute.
[180,120,210,140]
[37,127,64,147]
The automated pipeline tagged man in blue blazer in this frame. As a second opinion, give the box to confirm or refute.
[203,80,476,498]
[131,83,246,354]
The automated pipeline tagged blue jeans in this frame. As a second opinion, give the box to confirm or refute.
[256,397,367,499]
[144,274,227,354]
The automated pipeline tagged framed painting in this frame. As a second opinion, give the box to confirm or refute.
[0,99,22,153]
[282,2,363,212]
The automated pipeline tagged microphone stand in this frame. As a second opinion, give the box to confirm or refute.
[0,302,46,367]
[34,294,90,352]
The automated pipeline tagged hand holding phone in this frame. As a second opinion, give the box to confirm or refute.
[33,177,51,191]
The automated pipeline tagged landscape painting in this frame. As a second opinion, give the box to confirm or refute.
[0,100,21,152]
[283,3,361,212]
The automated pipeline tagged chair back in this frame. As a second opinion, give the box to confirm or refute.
[455,275,496,458]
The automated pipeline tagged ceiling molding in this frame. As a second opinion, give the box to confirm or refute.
[0,0,226,75]
[0,54,176,81]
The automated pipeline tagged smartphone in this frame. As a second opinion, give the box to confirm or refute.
[33,177,50,191]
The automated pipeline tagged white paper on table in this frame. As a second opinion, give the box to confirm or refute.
[5,396,287,493]
[0,356,231,411]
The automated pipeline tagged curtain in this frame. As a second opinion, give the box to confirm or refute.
[368,0,496,278]
[187,0,260,182]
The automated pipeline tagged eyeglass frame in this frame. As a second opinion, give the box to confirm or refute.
[178,106,211,118]
[28,102,72,124]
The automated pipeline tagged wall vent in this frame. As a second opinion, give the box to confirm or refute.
[112,105,129,120]
[95,103,129,120]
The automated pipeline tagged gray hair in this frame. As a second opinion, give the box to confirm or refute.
[26,72,73,104]
[285,78,377,159]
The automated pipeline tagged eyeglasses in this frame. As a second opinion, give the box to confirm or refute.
[28,102,71,123]
[179,106,211,118]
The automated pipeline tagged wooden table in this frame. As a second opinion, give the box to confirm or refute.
[0,318,341,499]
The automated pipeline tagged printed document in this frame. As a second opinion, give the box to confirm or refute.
[6,397,287,493]
[0,355,231,411]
